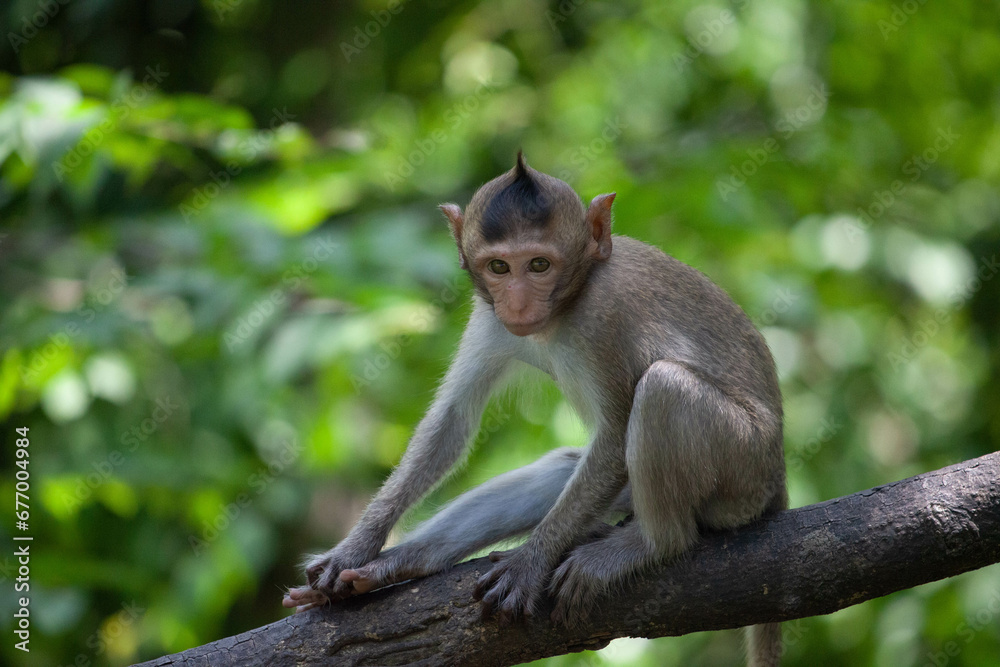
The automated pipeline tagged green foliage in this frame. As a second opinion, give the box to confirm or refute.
[1,0,998,665]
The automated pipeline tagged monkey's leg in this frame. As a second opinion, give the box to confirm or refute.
[341,448,631,595]
[550,360,778,629]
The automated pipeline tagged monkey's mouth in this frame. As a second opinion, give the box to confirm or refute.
[503,317,547,336]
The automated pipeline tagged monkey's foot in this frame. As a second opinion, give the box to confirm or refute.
[548,544,611,625]
[473,547,547,623]
[550,524,651,626]
[339,554,426,594]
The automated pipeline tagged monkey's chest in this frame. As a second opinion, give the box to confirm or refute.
[550,355,602,429]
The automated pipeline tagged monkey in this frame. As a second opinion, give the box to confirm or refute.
[284,153,787,667]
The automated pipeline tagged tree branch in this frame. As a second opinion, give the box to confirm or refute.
[133,452,1000,667]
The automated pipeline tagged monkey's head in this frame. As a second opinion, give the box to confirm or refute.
[440,153,615,337]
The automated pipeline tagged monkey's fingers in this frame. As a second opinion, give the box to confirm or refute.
[473,564,503,601]
[282,585,313,604]
[303,560,357,601]
[304,553,357,594]
[305,560,327,587]
[283,586,329,611]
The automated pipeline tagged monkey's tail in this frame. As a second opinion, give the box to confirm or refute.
[747,622,782,667]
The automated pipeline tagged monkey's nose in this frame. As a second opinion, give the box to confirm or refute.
[507,294,529,314]
[506,283,529,310]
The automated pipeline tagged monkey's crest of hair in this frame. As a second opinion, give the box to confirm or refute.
[480,152,549,241]
[465,152,587,248]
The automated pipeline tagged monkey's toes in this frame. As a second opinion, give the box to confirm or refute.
[549,559,601,626]
[340,567,378,594]
[341,554,427,595]
[474,561,541,623]
[550,586,588,626]
[551,554,604,623]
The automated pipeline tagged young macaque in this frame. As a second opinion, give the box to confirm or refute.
[285,153,787,666]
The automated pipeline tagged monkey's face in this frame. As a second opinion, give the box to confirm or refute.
[472,240,564,337]
[439,153,615,337]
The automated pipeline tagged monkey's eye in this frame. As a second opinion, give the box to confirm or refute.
[528,257,550,272]
[488,259,510,274]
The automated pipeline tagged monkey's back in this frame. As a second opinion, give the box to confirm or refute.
[565,235,782,419]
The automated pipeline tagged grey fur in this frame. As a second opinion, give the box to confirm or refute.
[289,159,786,667]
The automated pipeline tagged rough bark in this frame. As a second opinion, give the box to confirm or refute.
[134,451,1000,667]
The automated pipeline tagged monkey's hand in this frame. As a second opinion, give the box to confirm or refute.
[473,546,549,623]
[282,542,379,612]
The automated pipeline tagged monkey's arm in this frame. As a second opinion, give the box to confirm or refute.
[341,309,513,556]
[474,426,628,618]
[530,430,628,553]
[289,303,514,606]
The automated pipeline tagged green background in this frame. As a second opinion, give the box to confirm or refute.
[1,0,998,665]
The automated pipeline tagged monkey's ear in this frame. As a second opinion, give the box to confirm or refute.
[585,193,616,261]
[439,203,468,269]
